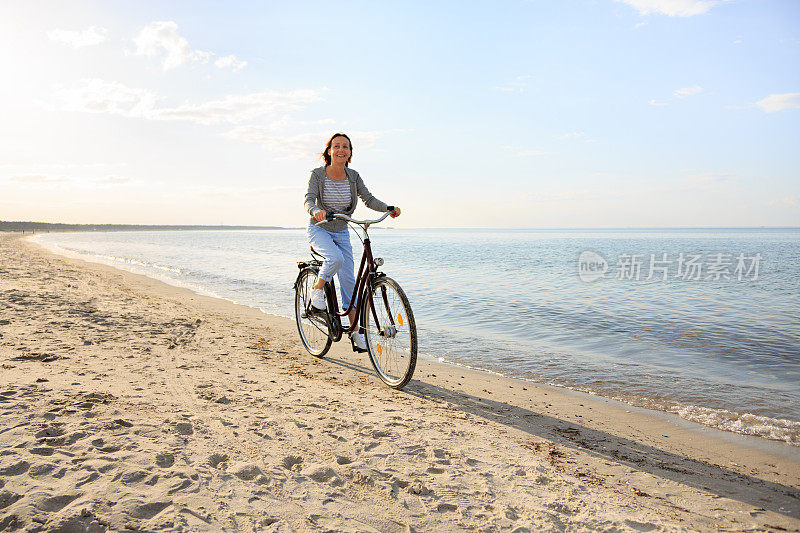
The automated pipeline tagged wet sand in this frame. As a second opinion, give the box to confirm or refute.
[1,232,798,531]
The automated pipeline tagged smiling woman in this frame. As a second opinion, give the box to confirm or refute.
[303,133,401,350]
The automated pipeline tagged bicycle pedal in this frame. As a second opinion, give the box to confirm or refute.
[350,338,368,353]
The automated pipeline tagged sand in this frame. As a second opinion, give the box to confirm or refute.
[0,231,798,532]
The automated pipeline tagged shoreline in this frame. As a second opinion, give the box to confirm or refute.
[30,232,800,449]
[2,231,799,530]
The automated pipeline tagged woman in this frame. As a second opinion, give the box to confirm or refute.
[304,133,401,351]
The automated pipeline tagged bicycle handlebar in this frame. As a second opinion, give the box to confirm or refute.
[315,210,393,227]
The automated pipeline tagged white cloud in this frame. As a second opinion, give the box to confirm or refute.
[54,79,325,125]
[516,149,547,157]
[215,55,247,72]
[154,89,325,125]
[682,172,733,183]
[56,79,158,118]
[494,75,531,94]
[0,162,125,171]
[224,128,323,159]
[9,175,69,183]
[133,21,212,71]
[756,93,800,113]
[94,176,132,185]
[674,85,703,97]
[766,195,798,207]
[617,0,718,17]
[224,128,385,160]
[649,99,668,106]
[556,132,586,140]
[47,26,108,48]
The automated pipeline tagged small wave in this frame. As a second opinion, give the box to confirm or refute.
[670,404,800,445]
[610,394,800,446]
[92,253,182,273]
[421,347,800,446]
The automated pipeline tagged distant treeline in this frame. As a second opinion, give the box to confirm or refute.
[0,221,287,233]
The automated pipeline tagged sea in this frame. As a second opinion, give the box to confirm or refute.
[31,227,800,446]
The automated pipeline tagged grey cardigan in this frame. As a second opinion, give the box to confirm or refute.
[304,166,390,233]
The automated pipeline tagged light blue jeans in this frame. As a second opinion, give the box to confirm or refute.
[307,224,356,310]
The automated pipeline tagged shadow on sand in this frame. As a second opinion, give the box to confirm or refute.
[325,355,799,519]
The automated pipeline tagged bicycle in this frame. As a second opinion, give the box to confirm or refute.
[294,211,417,389]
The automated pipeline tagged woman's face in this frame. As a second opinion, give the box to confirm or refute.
[328,136,351,164]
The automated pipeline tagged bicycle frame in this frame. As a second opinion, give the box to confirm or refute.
[309,211,394,338]
[325,234,378,335]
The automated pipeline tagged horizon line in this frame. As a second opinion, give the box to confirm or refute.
[2,220,799,232]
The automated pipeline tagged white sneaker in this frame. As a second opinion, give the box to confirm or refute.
[350,331,367,351]
[310,288,326,310]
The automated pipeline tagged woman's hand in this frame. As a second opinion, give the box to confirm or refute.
[313,210,327,222]
[390,206,401,218]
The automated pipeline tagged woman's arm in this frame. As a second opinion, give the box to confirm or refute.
[304,171,322,217]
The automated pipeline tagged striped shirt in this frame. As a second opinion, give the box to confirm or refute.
[322,177,351,212]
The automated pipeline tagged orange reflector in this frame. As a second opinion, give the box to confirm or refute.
[397,314,403,326]
[377,344,383,355]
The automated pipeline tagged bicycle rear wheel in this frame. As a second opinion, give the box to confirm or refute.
[295,267,332,357]
[362,276,417,389]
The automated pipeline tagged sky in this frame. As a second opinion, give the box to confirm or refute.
[1,0,798,228]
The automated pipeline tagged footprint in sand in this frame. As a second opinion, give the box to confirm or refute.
[0,491,22,510]
[118,470,150,484]
[130,501,172,520]
[0,460,30,476]
[33,492,82,512]
[75,472,100,487]
[407,481,432,496]
[230,462,263,481]
[0,514,21,531]
[208,453,229,469]
[280,455,303,471]
[302,464,341,485]
[34,425,65,439]
[155,453,175,468]
[29,447,55,457]
[91,438,122,454]
[48,512,107,533]
[174,422,193,436]
[27,464,54,477]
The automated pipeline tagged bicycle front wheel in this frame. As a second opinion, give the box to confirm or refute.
[362,276,417,389]
[295,267,332,357]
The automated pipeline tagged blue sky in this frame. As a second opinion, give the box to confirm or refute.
[1,0,798,227]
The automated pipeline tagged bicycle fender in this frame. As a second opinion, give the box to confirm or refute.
[293,265,318,289]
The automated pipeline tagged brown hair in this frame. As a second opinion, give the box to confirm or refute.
[322,133,352,167]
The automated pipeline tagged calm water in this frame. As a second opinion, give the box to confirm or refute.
[33,228,800,445]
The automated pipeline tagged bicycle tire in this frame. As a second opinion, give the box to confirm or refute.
[295,267,332,357]
[362,276,417,389]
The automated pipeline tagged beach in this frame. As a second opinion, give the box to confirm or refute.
[1,232,798,532]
